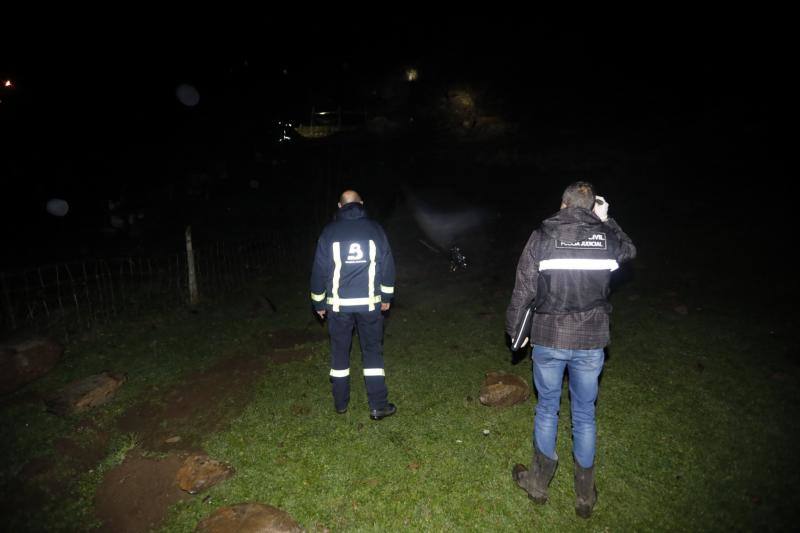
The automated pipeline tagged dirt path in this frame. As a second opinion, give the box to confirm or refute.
[93,326,323,531]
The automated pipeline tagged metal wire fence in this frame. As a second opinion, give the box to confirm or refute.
[0,229,314,336]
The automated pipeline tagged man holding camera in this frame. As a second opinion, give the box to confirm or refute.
[506,181,636,518]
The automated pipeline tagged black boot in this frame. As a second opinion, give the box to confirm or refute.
[512,448,558,504]
[369,402,396,420]
[574,462,598,518]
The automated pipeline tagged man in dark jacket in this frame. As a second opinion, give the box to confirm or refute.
[506,181,636,518]
[310,190,397,420]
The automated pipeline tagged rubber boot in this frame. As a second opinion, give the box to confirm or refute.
[574,462,598,518]
[512,448,558,504]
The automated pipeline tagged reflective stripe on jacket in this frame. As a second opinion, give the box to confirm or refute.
[310,202,396,313]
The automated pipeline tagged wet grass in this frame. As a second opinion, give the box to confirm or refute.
[2,239,798,531]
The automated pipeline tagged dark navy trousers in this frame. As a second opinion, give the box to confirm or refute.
[327,310,388,411]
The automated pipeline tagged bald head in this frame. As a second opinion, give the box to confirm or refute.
[338,190,363,207]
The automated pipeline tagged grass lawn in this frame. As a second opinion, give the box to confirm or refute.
[1,211,798,532]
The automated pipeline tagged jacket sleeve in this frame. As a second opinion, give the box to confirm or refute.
[505,230,540,338]
[378,226,396,303]
[605,218,637,264]
[310,232,330,310]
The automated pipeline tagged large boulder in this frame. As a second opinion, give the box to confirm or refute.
[479,371,530,407]
[45,372,126,416]
[0,337,63,394]
[176,454,234,494]
[196,503,303,532]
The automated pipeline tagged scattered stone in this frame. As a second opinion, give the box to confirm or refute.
[165,436,182,444]
[673,304,689,316]
[45,372,126,416]
[479,371,530,407]
[195,503,303,532]
[0,337,64,394]
[176,454,234,494]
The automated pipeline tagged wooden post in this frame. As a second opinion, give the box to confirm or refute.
[186,226,199,305]
[0,272,16,330]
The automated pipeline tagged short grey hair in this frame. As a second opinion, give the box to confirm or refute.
[562,181,596,210]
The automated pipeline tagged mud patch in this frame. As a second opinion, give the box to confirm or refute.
[0,389,44,409]
[53,430,111,470]
[0,462,54,530]
[267,348,310,364]
[117,355,266,452]
[263,327,327,349]
[3,447,101,530]
[290,402,311,416]
[94,451,189,533]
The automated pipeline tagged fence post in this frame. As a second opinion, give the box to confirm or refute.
[186,226,200,305]
[37,268,50,318]
[0,272,16,330]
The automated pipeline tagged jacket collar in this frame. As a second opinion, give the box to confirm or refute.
[337,202,366,220]
[541,207,603,242]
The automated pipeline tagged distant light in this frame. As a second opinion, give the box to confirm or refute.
[110,215,125,229]
[46,198,69,217]
[176,84,200,107]
[3,80,12,88]
[405,68,418,82]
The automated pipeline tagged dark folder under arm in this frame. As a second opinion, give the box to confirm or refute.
[510,306,533,351]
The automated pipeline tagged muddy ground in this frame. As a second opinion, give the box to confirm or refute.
[2,326,324,532]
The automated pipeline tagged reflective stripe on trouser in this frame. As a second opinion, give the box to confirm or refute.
[327,310,388,411]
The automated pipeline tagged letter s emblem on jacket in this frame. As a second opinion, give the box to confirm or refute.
[347,243,364,261]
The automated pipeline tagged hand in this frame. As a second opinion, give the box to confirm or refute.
[593,195,609,222]
[316,309,326,318]
[381,302,391,312]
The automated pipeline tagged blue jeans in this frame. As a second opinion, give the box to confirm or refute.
[532,344,605,468]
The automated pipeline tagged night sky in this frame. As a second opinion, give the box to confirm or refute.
[1,15,793,269]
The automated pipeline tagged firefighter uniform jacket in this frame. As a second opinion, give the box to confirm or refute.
[310,202,396,313]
